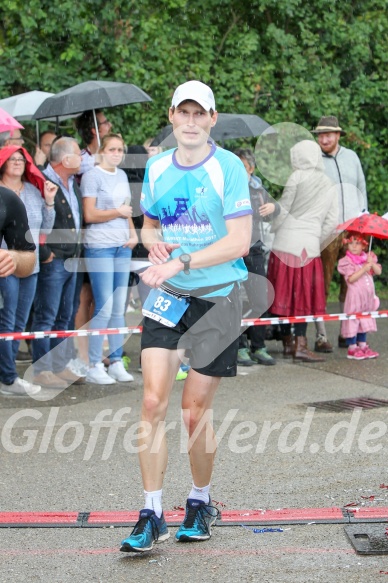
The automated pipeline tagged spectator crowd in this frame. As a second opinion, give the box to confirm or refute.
[0,105,377,397]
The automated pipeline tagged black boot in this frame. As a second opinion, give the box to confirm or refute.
[282,335,295,359]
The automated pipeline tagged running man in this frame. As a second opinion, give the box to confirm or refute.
[120,80,252,552]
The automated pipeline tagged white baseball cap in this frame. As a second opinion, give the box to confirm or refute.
[171,80,216,112]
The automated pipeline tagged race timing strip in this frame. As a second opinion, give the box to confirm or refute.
[0,310,387,342]
[0,506,387,527]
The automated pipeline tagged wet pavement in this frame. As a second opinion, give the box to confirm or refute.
[1,301,388,582]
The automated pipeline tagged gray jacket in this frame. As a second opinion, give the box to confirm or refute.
[322,146,367,223]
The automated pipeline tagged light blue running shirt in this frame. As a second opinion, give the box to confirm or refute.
[140,142,252,295]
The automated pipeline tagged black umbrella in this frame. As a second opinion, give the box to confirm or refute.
[151,113,275,148]
[33,80,152,119]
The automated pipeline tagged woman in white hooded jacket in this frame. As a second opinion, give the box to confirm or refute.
[267,140,338,362]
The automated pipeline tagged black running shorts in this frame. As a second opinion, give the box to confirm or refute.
[141,284,242,377]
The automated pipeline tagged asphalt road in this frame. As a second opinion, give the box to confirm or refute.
[1,303,388,582]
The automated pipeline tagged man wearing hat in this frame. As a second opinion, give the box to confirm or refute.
[120,80,252,553]
[312,115,368,350]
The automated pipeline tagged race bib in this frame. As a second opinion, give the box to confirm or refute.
[142,288,190,328]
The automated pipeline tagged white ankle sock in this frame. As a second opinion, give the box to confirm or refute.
[144,489,163,518]
[188,483,211,504]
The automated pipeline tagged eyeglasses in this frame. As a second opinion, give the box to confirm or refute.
[8,157,26,163]
[97,119,111,126]
[8,137,24,143]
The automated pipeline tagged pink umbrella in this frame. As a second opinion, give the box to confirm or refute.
[0,107,24,135]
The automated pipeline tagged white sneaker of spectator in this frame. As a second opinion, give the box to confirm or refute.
[0,377,41,396]
[86,362,116,385]
[68,358,89,377]
[108,360,134,382]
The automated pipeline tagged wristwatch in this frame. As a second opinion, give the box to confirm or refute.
[179,253,191,275]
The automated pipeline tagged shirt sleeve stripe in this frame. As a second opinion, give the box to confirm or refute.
[140,204,159,220]
[224,210,253,220]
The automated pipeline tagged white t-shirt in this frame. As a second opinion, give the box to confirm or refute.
[81,166,131,248]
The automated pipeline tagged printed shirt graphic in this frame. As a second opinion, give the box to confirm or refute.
[141,142,252,292]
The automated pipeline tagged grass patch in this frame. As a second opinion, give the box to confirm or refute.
[328,280,388,303]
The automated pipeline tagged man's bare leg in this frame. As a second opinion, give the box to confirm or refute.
[138,347,181,491]
[120,347,181,553]
[181,369,221,487]
[173,369,221,542]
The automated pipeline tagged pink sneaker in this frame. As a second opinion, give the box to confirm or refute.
[347,347,366,361]
[362,346,379,359]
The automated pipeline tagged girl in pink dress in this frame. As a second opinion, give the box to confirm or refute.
[337,232,382,360]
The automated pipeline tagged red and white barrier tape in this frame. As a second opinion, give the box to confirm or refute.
[0,310,387,341]
[242,309,388,327]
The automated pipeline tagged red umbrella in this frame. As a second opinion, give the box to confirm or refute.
[337,213,388,240]
[0,106,24,134]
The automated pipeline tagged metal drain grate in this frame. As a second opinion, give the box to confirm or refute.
[345,525,388,554]
[305,397,388,412]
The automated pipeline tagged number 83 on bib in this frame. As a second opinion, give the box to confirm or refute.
[142,288,190,328]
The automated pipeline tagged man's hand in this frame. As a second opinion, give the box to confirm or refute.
[34,146,46,167]
[148,242,181,265]
[41,252,55,264]
[43,180,58,205]
[0,249,17,277]
[259,202,275,217]
[0,250,36,278]
[140,259,182,288]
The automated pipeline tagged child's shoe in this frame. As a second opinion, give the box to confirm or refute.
[347,347,366,360]
[361,345,379,359]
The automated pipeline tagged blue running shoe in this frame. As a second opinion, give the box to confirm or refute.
[120,509,170,552]
[175,498,220,542]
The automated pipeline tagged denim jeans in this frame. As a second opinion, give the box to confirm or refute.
[65,268,84,362]
[85,246,131,365]
[347,333,367,346]
[32,258,77,374]
[0,274,38,384]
